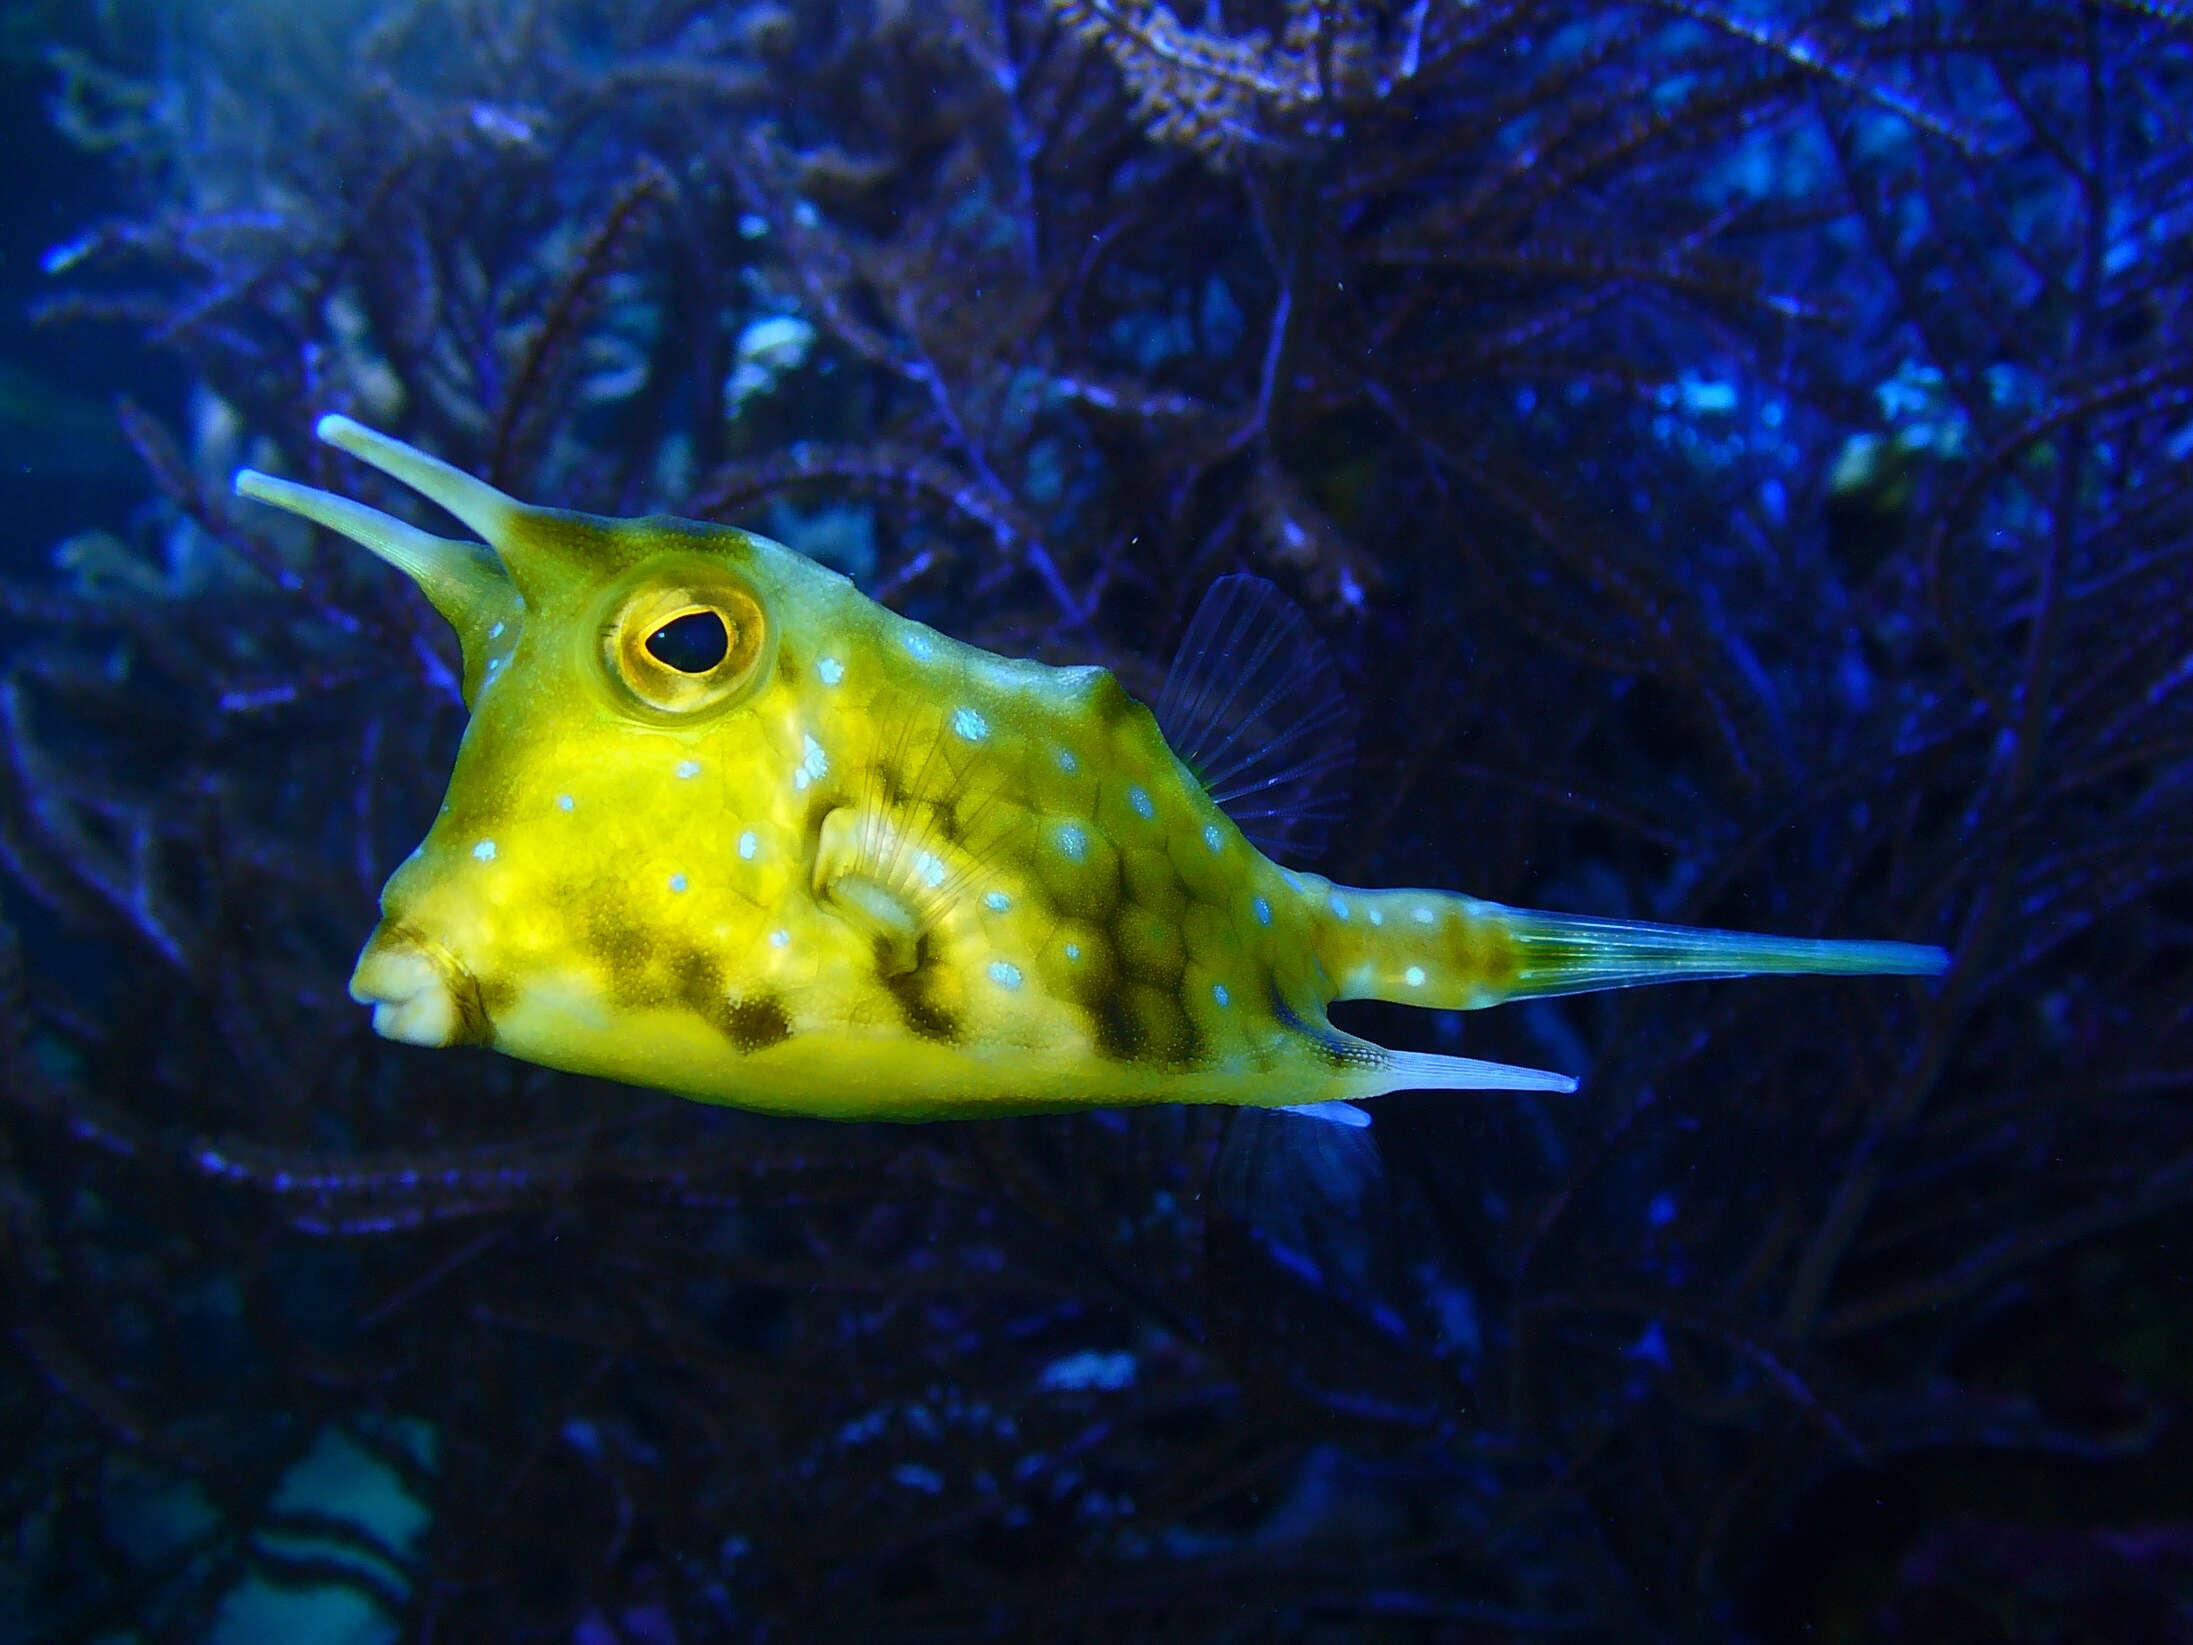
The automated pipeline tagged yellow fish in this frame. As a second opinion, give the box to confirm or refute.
[234,417,1946,1124]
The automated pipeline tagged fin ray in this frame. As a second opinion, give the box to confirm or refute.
[815,692,1036,949]
[1279,1100,1373,1127]
[1498,907,1949,999]
[1374,1047,1577,1096]
[1155,574,1356,861]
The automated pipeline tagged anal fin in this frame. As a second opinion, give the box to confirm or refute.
[1280,1100,1373,1128]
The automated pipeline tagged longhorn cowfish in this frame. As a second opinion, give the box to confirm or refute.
[233,418,1947,1124]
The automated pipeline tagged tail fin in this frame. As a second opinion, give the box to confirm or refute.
[1305,879,1947,1009]
[1492,907,1949,1000]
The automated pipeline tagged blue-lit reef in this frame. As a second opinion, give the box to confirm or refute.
[4,2,2191,1639]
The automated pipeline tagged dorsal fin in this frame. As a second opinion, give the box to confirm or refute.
[1154,574,1356,863]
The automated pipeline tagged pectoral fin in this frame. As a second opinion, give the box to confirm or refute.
[812,807,928,975]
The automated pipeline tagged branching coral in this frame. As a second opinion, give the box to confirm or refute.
[1045,0,1419,168]
[5,1,2193,1640]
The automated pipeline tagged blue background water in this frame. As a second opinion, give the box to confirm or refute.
[2,3,2190,1640]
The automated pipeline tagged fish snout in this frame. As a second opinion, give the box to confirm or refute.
[349,921,493,1047]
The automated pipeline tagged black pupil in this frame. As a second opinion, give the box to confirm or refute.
[644,609,730,673]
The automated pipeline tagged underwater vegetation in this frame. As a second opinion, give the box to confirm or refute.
[3,0,2191,1639]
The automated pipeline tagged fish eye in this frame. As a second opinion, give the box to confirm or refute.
[644,609,730,674]
[601,569,770,717]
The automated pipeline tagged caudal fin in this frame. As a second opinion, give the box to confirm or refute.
[1287,884,1940,1110]
[1308,879,1948,1010]
[1493,907,1949,1000]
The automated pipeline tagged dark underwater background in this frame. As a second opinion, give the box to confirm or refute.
[3,1,2192,1640]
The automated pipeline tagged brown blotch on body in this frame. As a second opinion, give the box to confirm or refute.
[720,994,794,1053]
[879,932,959,1043]
[1084,985,1138,1062]
[582,906,665,1006]
[1081,977,1205,1068]
[580,909,793,1054]
[660,939,795,1053]
[1127,982,1204,1067]
[476,975,519,1022]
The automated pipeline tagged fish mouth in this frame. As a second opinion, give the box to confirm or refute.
[349,921,493,1048]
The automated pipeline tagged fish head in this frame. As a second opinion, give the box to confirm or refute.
[235,417,828,1076]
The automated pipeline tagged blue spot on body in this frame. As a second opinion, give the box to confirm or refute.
[1212,982,1230,1007]
[984,890,1011,911]
[989,960,1023,990]
[817,656,845,685]
[952,706,989,742]
[792,734,828,790]
[1203,823,1223,852]
[1129,786,1153,819]
[668,873,688,893]
[1056,824,1087,861]
[1253,896,1272,926]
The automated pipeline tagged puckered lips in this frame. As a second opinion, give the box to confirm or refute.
[350,922,492,1048]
